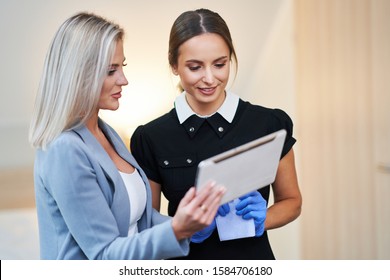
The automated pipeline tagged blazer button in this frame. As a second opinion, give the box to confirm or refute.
[189,127,195,132]
[163,160,169,166]
[218,127,224,132]
[186,159,192,164]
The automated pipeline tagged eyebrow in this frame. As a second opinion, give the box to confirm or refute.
[185,56,228,64]
[109,58,127,67]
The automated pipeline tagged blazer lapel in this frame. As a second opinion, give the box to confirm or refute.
[72,122,131,236]
[98,119,153,228]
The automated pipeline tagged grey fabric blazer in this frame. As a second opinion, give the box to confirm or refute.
[34,118,189,259]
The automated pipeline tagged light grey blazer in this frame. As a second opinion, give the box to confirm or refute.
[34,118,189,259]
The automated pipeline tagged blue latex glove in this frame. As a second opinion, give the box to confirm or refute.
[191,204,231,243]
[235,191,267,237]
[191,219,216,243]
[217,202,230,217]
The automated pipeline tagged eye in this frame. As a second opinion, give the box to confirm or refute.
[108,69,116,76]
[215,62,226,68]
[107,64,119,76]
[188,65,201,71]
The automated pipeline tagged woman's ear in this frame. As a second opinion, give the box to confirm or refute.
[171,65,179,76]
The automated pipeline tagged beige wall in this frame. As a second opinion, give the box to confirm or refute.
[295,0,390,259]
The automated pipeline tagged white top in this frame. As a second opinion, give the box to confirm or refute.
[119,169,147,236]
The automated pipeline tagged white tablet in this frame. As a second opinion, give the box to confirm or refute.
[195,129,286,205]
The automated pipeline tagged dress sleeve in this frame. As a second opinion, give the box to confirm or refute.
[271,109,296,158]
[130,125,161,183]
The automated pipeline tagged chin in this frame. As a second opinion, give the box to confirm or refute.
[109,102,120,111]
[103,105,120,111]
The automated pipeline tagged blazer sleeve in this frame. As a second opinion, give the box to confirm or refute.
[39,134,189,259]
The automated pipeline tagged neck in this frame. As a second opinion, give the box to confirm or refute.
[86,113,100,135]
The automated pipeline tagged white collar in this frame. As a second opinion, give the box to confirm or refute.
[175,91,240,124]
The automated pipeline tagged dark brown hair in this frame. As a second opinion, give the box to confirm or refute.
[168,8,238,70]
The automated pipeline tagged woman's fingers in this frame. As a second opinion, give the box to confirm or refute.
[192,182,225,221]
[177,186,196,208]
[172,182,225,240]
[193,181,225,207]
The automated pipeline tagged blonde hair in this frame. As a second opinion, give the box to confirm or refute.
[29,12,124,149]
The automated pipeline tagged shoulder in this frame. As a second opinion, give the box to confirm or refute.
[48,130,86,153]
[34,130,92,185]
[241,100,294,127]
[238,100,296,155]
[36,130,89,168]
[141,109,177,129]
[242,99,290,117]
[132,109,177,138]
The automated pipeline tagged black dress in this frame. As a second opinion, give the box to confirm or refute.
[130,99,296,259]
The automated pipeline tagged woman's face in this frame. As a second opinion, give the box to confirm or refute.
[98,39,128,111]
[172,33,230,115]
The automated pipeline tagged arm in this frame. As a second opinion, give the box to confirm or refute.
[265,148,302,230]
[40,137,186,259]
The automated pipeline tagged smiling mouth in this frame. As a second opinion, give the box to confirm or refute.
[198,87,217,95]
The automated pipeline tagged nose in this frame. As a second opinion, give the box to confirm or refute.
[117,71,129,86]
[202,67,214,84]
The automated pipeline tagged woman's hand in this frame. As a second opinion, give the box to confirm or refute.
[235,191,267,236]
[190,203,230,243]
[171,182,226,240]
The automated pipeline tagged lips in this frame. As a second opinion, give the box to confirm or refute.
[111,92,122,99]
[198,87,216,95]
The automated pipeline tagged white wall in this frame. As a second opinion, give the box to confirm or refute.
[0,0,300,259]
